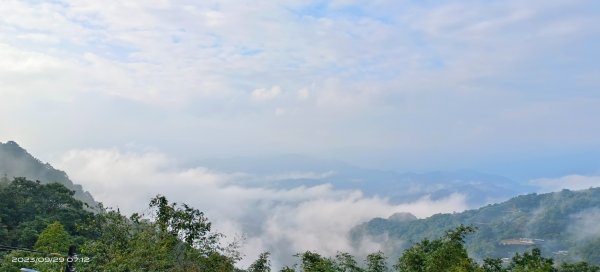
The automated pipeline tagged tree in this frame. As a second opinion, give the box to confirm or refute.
[149,194,222,254]
[482,258,505,272]
[334,252,363,272]
[78,196,237,272]
[508,248,555,272]
[0,177,93,248]
[394,225,481,272]
[0,222,72,272]
[298,251,336,272]
[366,251,388,272]
[34,221,71,253]
[249,252,272,272]
[281,266,296,272]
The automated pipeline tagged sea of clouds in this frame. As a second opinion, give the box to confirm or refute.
[54,148,469,267]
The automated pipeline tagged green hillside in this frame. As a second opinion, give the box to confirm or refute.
[2,140,600,270]
[0,177,242,272]
[352,188,600,264]
[2,177,597,271]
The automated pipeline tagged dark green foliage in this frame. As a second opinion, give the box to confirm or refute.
[482,258,505,272]
[298,251,337,272]
[2,175,600,271]
[509,248,555,272]
[0,177,94,248]
[149,194,222,254]
[365,251,388,272]
[0,141,97,207]
[395,225,480,272]
[76,195,236,272]
[0,178,237,271]
[249,252,272,272]
[394,228,600,272]
[334,252,363,272]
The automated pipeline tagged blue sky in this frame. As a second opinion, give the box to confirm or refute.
[2,0,600,265]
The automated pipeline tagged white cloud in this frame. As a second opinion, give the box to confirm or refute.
[2,5,598,258]
[252,86,282,101]
[2,0,600,215]
[262,171,336,182]
[54,148,468,267]
[0,43,85,103]
[531,175,600,192]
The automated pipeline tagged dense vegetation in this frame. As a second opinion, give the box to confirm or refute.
[352,187,600,265]
[1,177,599,271]
[0,141,97,208]
[0,177,240,271]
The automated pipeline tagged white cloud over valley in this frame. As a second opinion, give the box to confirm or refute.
[2,0,600,266]
[54,148,468,266]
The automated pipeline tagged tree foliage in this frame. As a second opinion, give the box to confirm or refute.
[34,221,71,253]
[249,252,272,272]
[395,225,480,272]
[2,177,600,272]
[0,177,94,248]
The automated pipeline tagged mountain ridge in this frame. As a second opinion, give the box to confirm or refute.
[194,154,531,206]
[351,187,600,264]
[0,140,97,209]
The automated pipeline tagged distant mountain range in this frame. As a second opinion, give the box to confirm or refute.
[2,141,600,265]
[0,141,97,209]
[195,154,534,207]
[351,187,600,264]
[0,141,533,211]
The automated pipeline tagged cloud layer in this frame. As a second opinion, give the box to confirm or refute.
[54,148,468,267]
[3,1,600,267]
[531,175,600,192]
[1,0,600,171]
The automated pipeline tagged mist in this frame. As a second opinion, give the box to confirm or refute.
[54,147,469,268]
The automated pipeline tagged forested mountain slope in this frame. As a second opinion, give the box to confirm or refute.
[352,187,600,264]
[0,141,96,208]
[0,177,242,271]
[2,177,598,272]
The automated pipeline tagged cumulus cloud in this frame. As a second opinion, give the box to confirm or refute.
[531,175,600,192]
[54,148,468,267]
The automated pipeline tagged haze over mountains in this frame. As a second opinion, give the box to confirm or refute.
[2,0,600,270]
[0,139,532,216]
[3,140,598,267]
[352,188,600,264]
[195,155,532,206]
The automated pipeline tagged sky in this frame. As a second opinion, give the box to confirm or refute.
[1,0,600,267]
[1,0,599,176]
